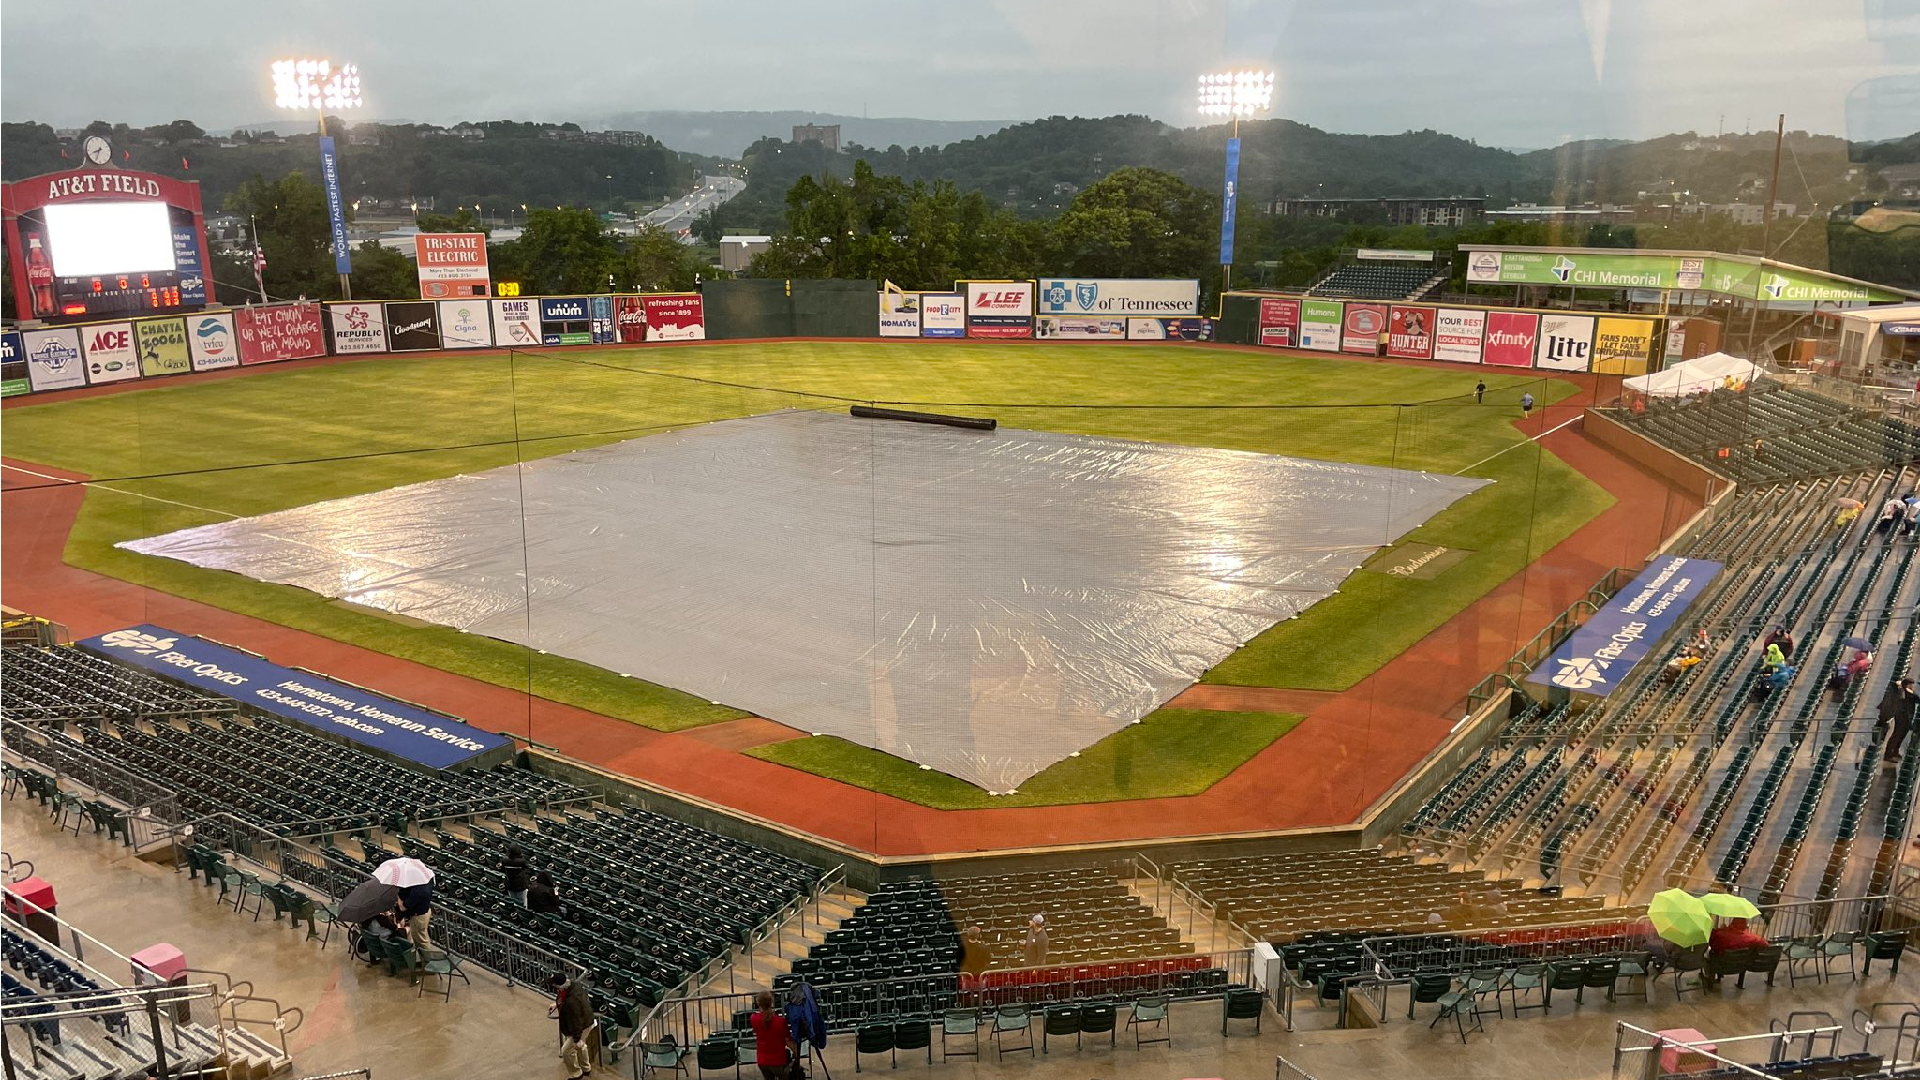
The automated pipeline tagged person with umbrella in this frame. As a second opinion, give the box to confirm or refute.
[336,877,402,966]
[374,857,436,977]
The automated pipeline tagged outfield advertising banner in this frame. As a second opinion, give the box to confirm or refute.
[1036,278,1200,317]
[1257,297,1300,347]
[81,321,141,384]
[879,292,922,337]
[1126,318,1211,341]
[614,295,647,343]
[326,302,389,355]
[643,294,705,341]
[0,331,26,397]
[1482,311,1538,367]
[236,302,325,365]
[965,281,1034,339]
[437,300,492,349]
[187,312,239,371]
[490,298,540,348]
[79,625,511,768]
[1036,316,1127,340]
[1535,313,1595,371]
[1387,305,1436,359]
[1593,316,1656,375]
[413,232,490,299]
[134,318,191,377]
[590,295,615,345]
[1341,303,1388,355]
[539,296,592,345]
[1299,299,1342,352]
[1525,556,1722,695]
[920,292,966,337]
[23,328,85,391]
[1433,308,1486,364]
[385,301,441,352]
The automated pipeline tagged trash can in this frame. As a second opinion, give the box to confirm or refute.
[131,943,191,1024]
[3,877,60,946]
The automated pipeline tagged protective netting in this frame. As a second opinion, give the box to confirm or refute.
[120,409,1487,790]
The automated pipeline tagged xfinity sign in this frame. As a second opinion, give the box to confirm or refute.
[1525,557,1722,696]
[1036,279,1200,317]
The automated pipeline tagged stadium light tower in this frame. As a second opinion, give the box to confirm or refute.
[1198,69,1273,296]
[271,58,362,300]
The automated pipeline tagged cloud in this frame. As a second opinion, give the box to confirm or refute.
[0,0,1902,144]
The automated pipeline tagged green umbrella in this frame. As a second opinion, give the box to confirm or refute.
[1699,892,1761,920]
[1649,888,1714,947]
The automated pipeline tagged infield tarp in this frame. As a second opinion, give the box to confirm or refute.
[121,410,1487,791]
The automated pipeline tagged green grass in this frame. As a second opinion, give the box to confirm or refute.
[0,342,1608,768]
[745,709,1306,809]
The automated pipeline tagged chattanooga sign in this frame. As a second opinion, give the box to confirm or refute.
[1526,557,1722,696]
[79,624,510,768]
[1036,278,1199,316]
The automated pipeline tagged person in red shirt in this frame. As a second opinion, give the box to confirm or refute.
[750,990,794,1079]
[1709,917,1768,955]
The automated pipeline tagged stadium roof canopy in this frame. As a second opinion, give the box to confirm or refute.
[1457,245,1919,304]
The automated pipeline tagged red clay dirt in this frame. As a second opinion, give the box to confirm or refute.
[0,357,1692,858]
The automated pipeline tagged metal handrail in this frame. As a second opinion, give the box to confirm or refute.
[222,994,305,1058]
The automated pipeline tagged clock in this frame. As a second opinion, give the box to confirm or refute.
[84,136,111,166]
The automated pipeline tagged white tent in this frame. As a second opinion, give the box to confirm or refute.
[1623,352,1764,398]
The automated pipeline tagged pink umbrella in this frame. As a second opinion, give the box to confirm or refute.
[371,857,434,888]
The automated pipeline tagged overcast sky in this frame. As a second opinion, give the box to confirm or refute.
[3,0,1914,148]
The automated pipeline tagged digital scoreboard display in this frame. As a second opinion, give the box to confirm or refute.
[2,166,213,324]
[26,201,190,318]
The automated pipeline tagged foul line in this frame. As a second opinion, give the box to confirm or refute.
[1,463,240,519]
[1453,414,1581,476]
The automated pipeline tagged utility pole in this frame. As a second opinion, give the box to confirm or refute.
[1746,114,1786,360]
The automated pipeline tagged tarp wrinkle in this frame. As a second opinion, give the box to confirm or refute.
[120,409,1486,791]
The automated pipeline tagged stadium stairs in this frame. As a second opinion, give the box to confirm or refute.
[1397,458,1920,911]
[0,639,828,1054]
[0,910,291,1079]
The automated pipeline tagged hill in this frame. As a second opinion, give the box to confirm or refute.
[597,111,1012,158]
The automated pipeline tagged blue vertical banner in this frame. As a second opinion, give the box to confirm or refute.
[1219,137,1240,267]
[317,136,353,275]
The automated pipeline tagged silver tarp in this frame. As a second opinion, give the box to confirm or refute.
[122,409,1488,791]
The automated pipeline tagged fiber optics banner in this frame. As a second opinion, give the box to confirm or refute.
[80,625,510,768]
[1525,556,1722,695]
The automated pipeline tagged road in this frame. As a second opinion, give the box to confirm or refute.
[633,175,745,239]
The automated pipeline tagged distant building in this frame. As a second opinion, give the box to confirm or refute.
[450,122,487,140]
[1266,196,1484,227]
[792,124,841,152]
[585,130,652,147]
[1482,203,1636,224]
[719,235,773,273]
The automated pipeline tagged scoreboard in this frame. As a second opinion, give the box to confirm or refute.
[2,164,214,324]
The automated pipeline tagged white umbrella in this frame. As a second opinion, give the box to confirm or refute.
[371,857,434,888]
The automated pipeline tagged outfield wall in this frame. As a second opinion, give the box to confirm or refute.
[1216,291,1673,375]
[3,277,1679,399]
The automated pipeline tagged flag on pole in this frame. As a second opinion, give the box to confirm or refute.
[250,215,269,303]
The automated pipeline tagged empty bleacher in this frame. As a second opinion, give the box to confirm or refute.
[1306,261,1444,301]
[1,640,827,1049]
[1397,461,1920,913]
[1605,382,1920,484]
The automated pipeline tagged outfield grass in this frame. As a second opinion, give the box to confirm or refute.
[745,709,1306,809]
[0,342,1607,774]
